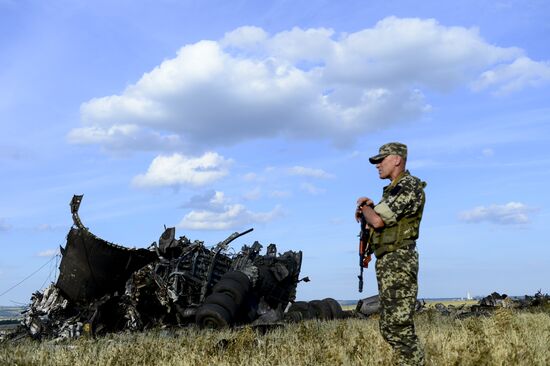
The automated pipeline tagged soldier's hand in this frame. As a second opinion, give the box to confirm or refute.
[355,207,362,222]
[356,197,374,222]
[356,197,374,207]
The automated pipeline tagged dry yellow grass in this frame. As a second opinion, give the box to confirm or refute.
[1,309,549,365]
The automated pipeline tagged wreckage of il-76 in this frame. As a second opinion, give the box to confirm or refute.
[15,195,308,340]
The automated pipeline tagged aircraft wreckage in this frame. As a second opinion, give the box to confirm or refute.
[6,195,348,341]
[5,195,547,342]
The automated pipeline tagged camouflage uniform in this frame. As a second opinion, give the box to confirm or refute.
[368,144,426,366]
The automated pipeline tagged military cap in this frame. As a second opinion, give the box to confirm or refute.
[369,142,408,164]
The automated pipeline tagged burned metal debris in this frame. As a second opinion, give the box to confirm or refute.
[9,195,307,340]
[355,291,550,319]
[283,298,347,323]
[355,295,423,318]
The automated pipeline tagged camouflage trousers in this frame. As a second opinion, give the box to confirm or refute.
[375,246,424,366]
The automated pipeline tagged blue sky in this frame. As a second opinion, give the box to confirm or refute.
[1,0,549,305]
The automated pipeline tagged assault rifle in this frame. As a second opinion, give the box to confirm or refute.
[357,206,373,293]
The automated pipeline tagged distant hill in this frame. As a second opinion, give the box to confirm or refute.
[337,297,489,306]
[0,306,25,320]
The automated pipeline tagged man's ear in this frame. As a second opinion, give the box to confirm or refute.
[394,155,402,166]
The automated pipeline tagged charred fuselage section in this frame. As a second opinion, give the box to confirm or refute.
[56,195,157,303]
[56,228,156,304]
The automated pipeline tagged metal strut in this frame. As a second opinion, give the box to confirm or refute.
[70,195,85,230]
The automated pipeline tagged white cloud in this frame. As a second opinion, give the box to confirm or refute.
[288,166,334,179]
[210,191,227,206]
[37,249,59,257]
[221,26,268,49]
[406,159,440,170]
[458,202,538,225]
[34,223,66,231]
[321,17,520,90]
[472,56,550,95]
[178,203,283,230]
[242,172,260,182]
[0,218,11,231]
[133,152,232,188]
[243,187,262,201]
[267,27,336,63]
[482,148,495,157]
[300,182,326,195]
[270,190,291,198]
[181,190,228,209]
[71,17,545,152]
[67,124,183,152]
[347,151,361,159]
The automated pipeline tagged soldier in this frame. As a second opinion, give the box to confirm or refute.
[355,142,426,366]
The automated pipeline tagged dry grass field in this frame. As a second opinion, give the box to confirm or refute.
[1,308,549,366]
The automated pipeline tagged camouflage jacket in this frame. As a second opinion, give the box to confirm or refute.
[373,170,426,228]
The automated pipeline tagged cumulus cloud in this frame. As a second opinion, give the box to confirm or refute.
[181,190,228,209]
[458,202,538,225]
[288,166,334,179]
[133,152,232,188]
[70,17,547,152]
[221,26,268,49]
[472,57,550,95]
[178,203,283,230]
